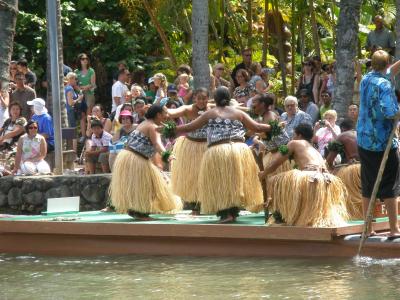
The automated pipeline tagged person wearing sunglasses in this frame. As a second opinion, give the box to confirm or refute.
[297,59,320,104]
[12,120,51,175]
[231,48,253,88]
[213,63,230,89]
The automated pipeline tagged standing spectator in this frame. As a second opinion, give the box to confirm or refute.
[231,48,253,87]
[298,89,319,124]
[153,73,168,103]
[357,50,400,238]
[85,119,112,174]
[280,96,313,139]
[366,15,395,56]
[312,110,341,157]
[213,63,230,89]
[320,62,336,99]
[16,59,37,89]
[233,69,251,104]
[75,53,96,114]
[319,90,332,118]
[112,61,127,83]
[0,102,26,151]
[297,59,320,104]
[28,98,54,153]
[10,72,36,120]
[65,72,84,153]
[111,69,129,113]
[145,77,156,104]
[9,61,18,89]
[0,84,9,128]
[13,120,51,175]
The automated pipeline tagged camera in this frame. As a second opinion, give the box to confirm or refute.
[319,120,326,126]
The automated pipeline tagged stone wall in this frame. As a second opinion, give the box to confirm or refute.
[0,174,111,214]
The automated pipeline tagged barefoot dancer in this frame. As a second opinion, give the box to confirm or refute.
[110,105,182,221]
[175,86,271,223]
[261,124,348,227]
[168,88,210,214]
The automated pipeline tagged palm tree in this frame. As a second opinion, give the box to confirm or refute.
[46,0,68,128]
[192,0,210,90]
[333,0,363,118]
[0,0,18,91]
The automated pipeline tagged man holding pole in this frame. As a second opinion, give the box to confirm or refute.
[357,50,400,238]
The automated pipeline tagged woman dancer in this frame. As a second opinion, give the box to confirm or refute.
[110,105,181,221]
[168,88,209,214]
[175,87,271,223]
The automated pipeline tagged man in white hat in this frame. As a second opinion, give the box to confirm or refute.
[27,98,54,152]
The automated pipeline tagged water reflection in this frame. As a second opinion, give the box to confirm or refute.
[1,254,400,299]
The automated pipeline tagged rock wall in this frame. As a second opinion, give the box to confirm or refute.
[0,174,111,214]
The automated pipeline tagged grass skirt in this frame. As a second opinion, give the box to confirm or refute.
[110,150,182,214]
[198,142,263,214]
[334,164,363,220]
[267,169,348,227]
[171,136,208,203]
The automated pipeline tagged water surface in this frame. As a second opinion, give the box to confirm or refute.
[1,254,400,299]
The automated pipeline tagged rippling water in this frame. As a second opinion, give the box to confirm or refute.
[1,254,400,299]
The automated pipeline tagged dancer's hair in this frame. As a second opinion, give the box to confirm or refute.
[193,87,209,98]
[145,104,163,119]
[214,86,230,107]
[340,118,354,131]
[258,93,275,109]
[294,123,313,142]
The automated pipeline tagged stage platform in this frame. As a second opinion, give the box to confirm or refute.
[0,211,399,258]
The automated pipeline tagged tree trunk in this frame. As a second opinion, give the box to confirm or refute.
[261,0,269,66]
[142,0,177,68]
[192,0,210,90]
[309,0,321,58]
[333,0,362,118]
[46,0,68,128]
[290,0,296,95]
[247,0,253,48]
[0,0,18,91]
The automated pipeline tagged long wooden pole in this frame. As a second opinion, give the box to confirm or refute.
[358,115,400,256]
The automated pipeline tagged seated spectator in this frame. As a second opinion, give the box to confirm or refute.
[9,61,18,86]
[131,84,146,101]
[10,72,36,119]
[298,88,319,124]
[213,63,230,89]
[13,120,51,175]
[85,119,112,174]
[260,68,273,92]
[233,69,251,104]
[280,96,313,139]
[312,110,341,157]
[108,110,135,170]
[28,98,54,153]
[167,85,184,107]
[0,102,27,151]
[132,99,146,124]
[319,90,332,118]
[17,59,37,88]
[249,62,263,86]
[348,104,359,125]
[111,102,134,134]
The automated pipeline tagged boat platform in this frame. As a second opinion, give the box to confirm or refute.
[0,211,399,258]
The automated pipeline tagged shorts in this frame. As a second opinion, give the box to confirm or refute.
[359,146,400,199]
[84,92,95,108]
[67,109,76,128]
[86,152,109,165]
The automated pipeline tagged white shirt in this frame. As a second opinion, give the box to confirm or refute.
[111,81,128,113]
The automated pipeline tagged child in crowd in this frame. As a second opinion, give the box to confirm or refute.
[177,73,190,98]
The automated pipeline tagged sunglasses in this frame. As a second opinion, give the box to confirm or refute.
[10,68,17,70]
[217,68,224,71]
[80,57,88,61]
[28,126,38,129]
[304,63,312,66]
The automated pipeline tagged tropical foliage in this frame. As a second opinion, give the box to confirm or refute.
[13,0,399,103]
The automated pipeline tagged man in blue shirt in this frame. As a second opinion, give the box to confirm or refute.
[357,50,400,239]
[27,98,55,152]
